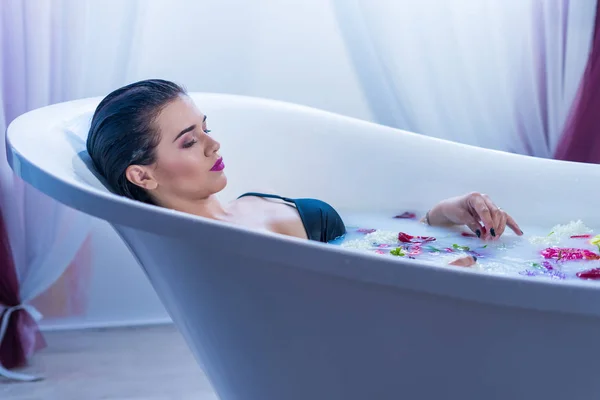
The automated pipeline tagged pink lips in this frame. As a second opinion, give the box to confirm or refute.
[210,157,225,172]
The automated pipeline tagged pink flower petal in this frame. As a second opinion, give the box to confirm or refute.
[357,228,377,234]
[542,261,554,270]
[394,212,417,219]
[541,247,600,261]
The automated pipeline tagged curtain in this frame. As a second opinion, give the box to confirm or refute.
[0,203,44,381]
[555,0,600,163]
[332,0,596,156]
[0,0,142,380]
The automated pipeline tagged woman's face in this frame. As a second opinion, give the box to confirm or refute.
[126,95,227,206]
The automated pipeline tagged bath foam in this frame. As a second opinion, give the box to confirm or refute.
[348,230,399,246]
[528,220,593,246]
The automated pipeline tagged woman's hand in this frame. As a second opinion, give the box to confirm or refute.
[423,192,523,240]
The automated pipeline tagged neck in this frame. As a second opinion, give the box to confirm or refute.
[160,195,229,221]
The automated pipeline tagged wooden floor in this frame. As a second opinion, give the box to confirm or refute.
[0,324,218,400]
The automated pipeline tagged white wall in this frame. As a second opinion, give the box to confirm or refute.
[40,0,372,330]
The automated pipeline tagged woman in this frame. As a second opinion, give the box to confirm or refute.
[87,79,523,248]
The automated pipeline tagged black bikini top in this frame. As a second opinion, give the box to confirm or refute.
[237,192,346,243]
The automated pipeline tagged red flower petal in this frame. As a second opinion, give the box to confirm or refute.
[397,232,436,243]
[398,232,414,242]
[577,268,600,280]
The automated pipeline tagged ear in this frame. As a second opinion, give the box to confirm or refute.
[125,164,158,190]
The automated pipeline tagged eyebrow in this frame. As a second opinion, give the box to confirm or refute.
[173,116,207,142]
[173,125,195,142]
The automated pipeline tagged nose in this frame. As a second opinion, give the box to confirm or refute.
[205,135,220,157]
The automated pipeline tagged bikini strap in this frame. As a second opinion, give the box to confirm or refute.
[237,192,295,203]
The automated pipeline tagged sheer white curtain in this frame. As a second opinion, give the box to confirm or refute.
[5,0,372,340]
[333,0,596,156]
[0,0,143,380]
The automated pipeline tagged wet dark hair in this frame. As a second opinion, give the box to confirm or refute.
[86,79,186,204]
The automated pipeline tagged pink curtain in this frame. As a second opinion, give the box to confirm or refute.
[555,2,600,163]
[0,209,45,370]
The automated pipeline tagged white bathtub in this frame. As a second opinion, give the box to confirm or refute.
[7,93,600,400]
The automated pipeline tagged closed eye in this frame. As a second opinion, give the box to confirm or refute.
[182,139,197,148]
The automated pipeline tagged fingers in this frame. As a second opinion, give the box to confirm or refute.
[449,255,477,267]
[466,194,495,238]
[506,214,523,236]
[481,195,523,237]
[495,209,508,238]
[466,193,523,239]
[481,195,502,239]
[465,219,484,238]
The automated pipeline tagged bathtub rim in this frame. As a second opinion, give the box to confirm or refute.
[7,93,600,319]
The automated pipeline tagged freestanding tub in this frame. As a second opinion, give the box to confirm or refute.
[7,93,600,400]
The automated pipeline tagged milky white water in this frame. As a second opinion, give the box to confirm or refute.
[331,211,600,281]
